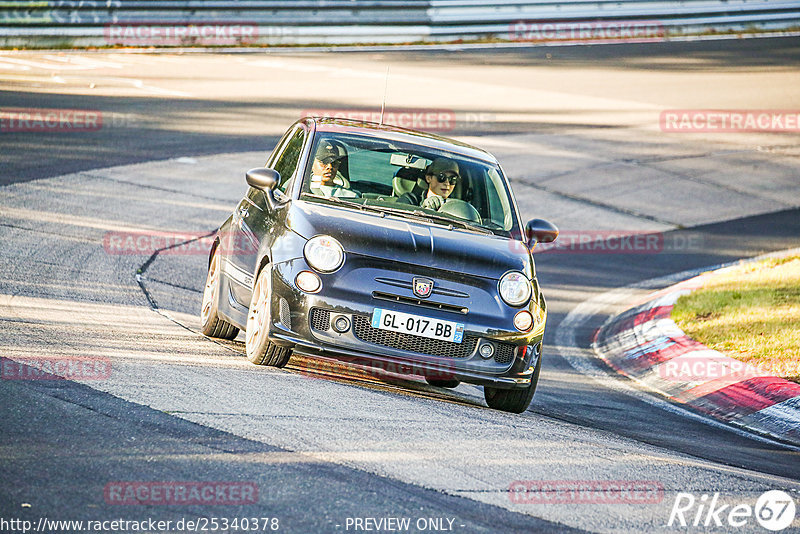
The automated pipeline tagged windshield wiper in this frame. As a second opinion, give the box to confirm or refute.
[404,209,491,234]
[304,195,417,219]
[302,193,366,210]
[303,194,493,235]
[368,205,494,235]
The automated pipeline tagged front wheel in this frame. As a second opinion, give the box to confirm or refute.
[484,352,541,413]
[245,266,292,367]
[200,247,239,340]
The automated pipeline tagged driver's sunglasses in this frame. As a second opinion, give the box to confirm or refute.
[319,156,342,166]
[433,172,459,185]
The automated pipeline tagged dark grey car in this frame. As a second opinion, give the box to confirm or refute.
[200,118,558,413]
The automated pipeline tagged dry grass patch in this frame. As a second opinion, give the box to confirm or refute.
[672,256,800,383]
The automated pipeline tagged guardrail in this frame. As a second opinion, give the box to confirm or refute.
[1,0,799,48]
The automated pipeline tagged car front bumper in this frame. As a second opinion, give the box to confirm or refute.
[262,257,545,389]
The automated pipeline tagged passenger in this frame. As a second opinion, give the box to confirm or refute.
[309,140,359,198]
[398,157,459,210]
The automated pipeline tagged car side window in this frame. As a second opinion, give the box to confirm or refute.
[273,128,306,193]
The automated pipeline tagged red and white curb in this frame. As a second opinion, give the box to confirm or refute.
[594,265,800,447]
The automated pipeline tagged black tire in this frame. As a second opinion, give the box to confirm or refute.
[200,246,240,340]
[245,266,292,367]
[484,352,542,413]
[425,378,461,389]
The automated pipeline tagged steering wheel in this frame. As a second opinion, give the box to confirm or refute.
[438,199,482,223]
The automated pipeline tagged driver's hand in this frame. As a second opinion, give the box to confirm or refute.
[421,195,444,210]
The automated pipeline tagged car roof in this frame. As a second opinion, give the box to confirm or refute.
[305,117,498,164]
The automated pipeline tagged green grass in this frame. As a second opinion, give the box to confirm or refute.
[672,256,800,384]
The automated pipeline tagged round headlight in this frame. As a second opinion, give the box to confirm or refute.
[295,270,321,293]
[498,271,532,307]
[304,235,344,273]
[514,310,534,332]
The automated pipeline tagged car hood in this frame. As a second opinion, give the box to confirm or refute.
[287,200,533,279]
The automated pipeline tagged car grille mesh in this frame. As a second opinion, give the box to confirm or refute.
[494,343,515,364]
[279,298,291,330]
[310,308,330,331]
[353,315,476,358]
[311,309,517,364]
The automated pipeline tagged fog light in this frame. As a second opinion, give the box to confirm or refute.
[479,343,495,359]
[295,270,321,293]
[332,315,351,333]
[514,310,534,332]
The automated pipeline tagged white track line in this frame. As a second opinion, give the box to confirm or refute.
[0,57,94,70]
[42,54,124,69]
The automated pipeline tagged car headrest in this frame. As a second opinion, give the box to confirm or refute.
[392,167,424,197]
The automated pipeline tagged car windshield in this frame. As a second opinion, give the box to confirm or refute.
[299,132,520,237]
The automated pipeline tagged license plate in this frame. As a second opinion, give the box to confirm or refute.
[371,308,464,344]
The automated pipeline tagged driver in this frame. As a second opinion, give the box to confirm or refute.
[398,157,458,210]
[309,140,359,198]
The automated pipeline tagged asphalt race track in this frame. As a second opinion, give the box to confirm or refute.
[1,38,800,533]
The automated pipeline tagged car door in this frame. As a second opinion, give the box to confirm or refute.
[226,125,308,307]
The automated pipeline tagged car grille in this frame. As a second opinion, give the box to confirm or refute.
[311,308,517,364]
[310,308,330,331]
[372,291,468,314]
[374,277,470,298]
[352,315,477,358]
[279,298,291,330]
[494,343,515,364]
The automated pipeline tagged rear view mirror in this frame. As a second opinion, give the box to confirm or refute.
[245,167,280,190]
[525,219,559,250]
[246,168,285,210]
[389,153,428,170]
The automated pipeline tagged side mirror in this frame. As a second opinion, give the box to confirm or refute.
[245,168,284,210]
[525,219,559,250]
[246,167,280,191]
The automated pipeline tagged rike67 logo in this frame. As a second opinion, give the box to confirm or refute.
[668,490,797,531]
